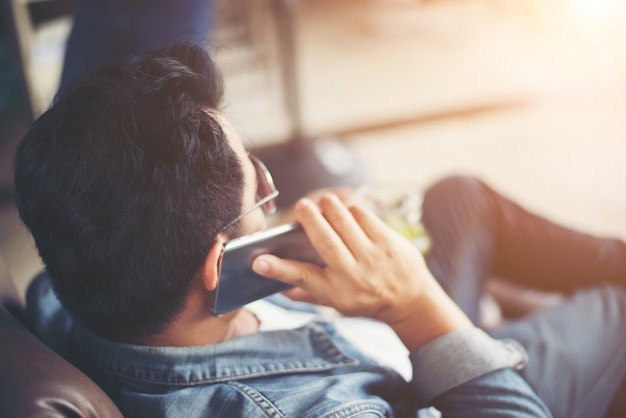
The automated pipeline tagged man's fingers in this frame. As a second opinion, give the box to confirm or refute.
[294,198,355,266]
[252,254,325,292]
[317,194,374,259]
[252,254,335,307]
[349,204,393,243]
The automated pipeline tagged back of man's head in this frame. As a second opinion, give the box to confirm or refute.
[14,43,244,341]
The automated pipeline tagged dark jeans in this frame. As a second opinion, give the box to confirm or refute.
[421,176,626,418]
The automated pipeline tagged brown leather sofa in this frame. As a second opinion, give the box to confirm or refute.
[0,253,123,418]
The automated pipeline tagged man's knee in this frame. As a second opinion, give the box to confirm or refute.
[424,175,486,204]
[423,175,492,222]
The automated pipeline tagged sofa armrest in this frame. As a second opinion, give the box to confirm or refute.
[0,305,123,417]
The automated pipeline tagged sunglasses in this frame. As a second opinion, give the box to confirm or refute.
[216,154,279,235]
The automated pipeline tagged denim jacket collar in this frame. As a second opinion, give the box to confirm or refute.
[71,320,360,386]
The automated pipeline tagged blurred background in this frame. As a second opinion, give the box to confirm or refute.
[1,0,626,298]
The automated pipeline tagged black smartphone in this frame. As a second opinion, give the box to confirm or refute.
[208,223,324,315]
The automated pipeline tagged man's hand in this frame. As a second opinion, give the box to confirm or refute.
[267,187,356,227]
[252,194,472,350]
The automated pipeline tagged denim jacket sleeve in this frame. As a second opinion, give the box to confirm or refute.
[409,328,553,417]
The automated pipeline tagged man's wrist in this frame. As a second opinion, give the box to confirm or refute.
[389,284,473,351]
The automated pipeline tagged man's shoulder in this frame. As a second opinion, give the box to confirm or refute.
[114,370,403,418]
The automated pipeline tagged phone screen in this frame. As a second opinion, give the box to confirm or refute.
[208,223,324,315]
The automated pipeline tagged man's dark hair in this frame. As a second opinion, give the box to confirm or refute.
[14,43,244,341]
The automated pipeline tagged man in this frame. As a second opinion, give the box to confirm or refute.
[14,43,625,417]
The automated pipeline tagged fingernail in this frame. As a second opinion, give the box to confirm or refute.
[253,257,270,274]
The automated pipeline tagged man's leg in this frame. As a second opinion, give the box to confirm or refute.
[421,176,497,322]
[422,176,625,417]
[421,176,626,322]
[491,285,626,418]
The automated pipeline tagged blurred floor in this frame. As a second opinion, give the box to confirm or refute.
[1,0,626,298]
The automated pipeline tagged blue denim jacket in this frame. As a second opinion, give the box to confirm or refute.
[29,275,553,418]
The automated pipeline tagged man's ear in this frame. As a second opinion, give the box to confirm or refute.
[200,239,225,292]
